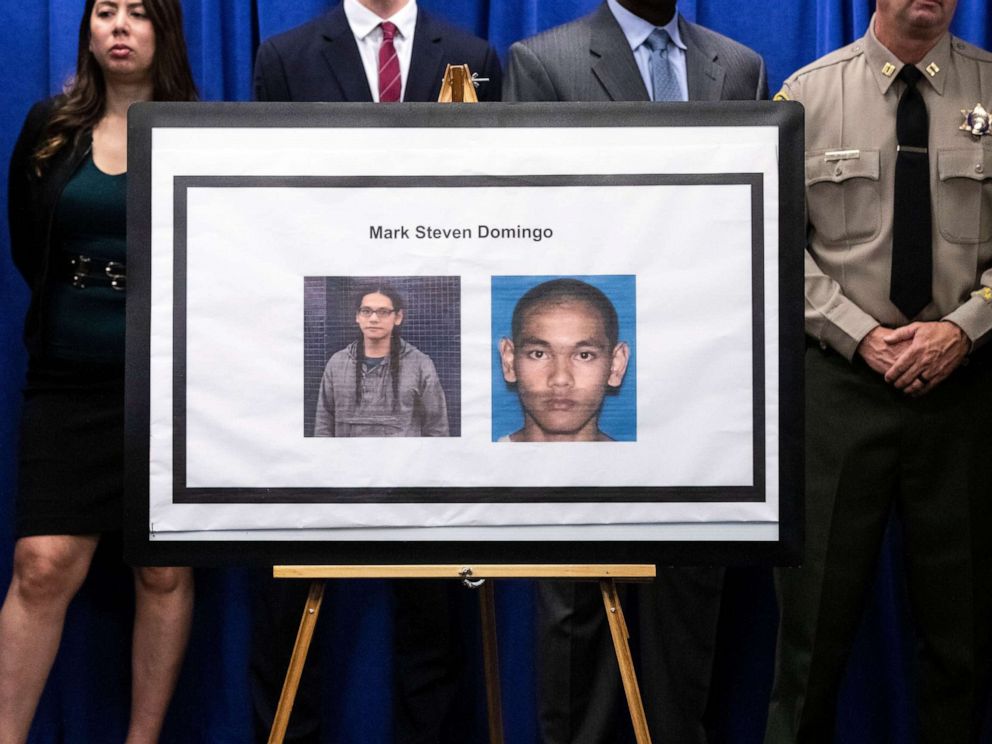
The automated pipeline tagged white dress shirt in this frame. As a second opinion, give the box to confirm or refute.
[606,0,688,101]
[343,0,418,102]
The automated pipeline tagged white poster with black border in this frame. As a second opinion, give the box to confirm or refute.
[125,102,804,566]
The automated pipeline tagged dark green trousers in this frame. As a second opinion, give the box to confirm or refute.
[765,346,992,743]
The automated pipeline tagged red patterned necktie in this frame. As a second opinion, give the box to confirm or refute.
[378,21,401,102]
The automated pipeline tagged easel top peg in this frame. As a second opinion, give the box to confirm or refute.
[437,64,479,103]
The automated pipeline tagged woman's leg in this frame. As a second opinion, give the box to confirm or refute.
[125,566,193,744]
[0,534,100,744]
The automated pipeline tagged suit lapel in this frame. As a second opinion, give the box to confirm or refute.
[319,5,373,102]
[679,17,725,101]
[405,10,445,102]
[589,4,649,102]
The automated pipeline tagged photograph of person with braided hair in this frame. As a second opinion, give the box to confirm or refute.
[307,277,457,438]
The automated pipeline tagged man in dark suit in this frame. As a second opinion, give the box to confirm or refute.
[250,6,500,742]
[505,3,765,743]
[253,0,501,103]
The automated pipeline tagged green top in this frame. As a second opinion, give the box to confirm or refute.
[45,155,127,363]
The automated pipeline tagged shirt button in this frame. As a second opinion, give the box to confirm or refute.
[977,163,985,173]
[834,165,843,176]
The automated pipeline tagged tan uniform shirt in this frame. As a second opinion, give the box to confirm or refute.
[778,17,992,359]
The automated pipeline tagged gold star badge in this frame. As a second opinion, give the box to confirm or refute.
[960,103,990,136]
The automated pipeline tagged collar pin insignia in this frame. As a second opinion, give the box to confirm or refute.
[881,62,896,77]
[960,103,990,137]
[925,62,939,77]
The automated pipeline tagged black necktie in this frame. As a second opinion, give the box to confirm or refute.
[890,65,932,319]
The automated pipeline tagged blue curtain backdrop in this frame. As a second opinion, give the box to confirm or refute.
[1,1,990,742]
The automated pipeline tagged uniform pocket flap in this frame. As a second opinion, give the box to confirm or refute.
[806,150,880,185]
[938,147,992,182]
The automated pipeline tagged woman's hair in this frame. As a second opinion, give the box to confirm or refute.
[32,0,198,174]
[354,284,405,409]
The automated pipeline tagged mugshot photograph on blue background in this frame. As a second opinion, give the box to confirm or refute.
[491,274,636,443]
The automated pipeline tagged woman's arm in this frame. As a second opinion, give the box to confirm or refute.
[7,98,57,286]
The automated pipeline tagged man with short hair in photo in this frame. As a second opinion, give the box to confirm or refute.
[497,278,629,442]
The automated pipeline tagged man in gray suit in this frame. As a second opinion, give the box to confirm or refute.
[505,2,766,743]
[505,0,765,104]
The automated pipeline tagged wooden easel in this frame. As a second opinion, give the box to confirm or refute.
[267,565,657,744]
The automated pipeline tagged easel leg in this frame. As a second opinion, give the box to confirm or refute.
[600,579,653,744]
[478,580,505,744]
[268,580,325,744]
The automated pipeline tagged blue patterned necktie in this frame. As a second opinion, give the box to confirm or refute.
[643,28,682,102]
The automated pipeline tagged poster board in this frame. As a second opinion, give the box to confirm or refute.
[125,102,804,565]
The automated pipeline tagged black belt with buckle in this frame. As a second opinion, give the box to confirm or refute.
[59,254,126,291]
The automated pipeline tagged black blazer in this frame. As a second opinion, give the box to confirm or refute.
[253,4,502,103]
[8,97,93,357]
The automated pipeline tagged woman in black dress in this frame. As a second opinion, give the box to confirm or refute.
[0,1,197,740]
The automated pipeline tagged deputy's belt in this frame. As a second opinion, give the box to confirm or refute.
[59,254,126,291]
